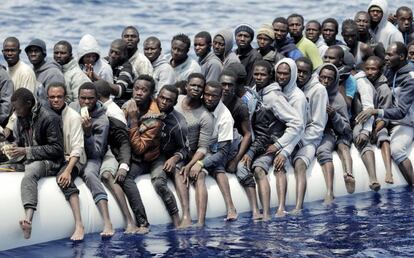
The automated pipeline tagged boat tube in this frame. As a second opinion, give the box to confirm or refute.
[0,146,408,251]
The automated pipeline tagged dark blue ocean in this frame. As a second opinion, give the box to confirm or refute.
[1,186,414,257]
[1,0,414,257]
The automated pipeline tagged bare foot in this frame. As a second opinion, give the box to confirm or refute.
[385,173,394,184]
[100,224,114,238]
[178,216,192,229]
[124,223,137,234]
[135,226,150,234]
[324,194,334,204]
[225,208,238,221]
[344,172,355,194]
[19,219,32,239]
[369,181,381,192]
[194,222,204,228]
[252,211,263,221]
[70,225,84,241]
[290,208,302,216]
[275,209,287,218]
[262,214,271,221]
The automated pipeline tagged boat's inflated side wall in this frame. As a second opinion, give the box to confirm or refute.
[0,146,409,251]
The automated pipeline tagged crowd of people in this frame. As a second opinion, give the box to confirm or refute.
[1,0,414,243]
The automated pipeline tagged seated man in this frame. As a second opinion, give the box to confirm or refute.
[321,18,345,46]
[364,56,393,184]
[292,57,328,212]
[47,82,86,241]
[194,31,223,82]
[95,80,137,234]
[1,88,64,239]
[256,23,277,66]
[316,64,355,203]
[213,29,240,68]
[69,82,114,237]
[121,75,165,233]
[356,42,414,187]
[272,17,304,60]
[156,85,190,227]
[238,61,302,220]
[175,73,213,226]
[200,81,237,220]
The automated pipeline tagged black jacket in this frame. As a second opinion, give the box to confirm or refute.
[107,116,131,166]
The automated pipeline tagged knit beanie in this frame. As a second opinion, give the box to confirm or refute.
[257,24,275,40]
[235,24,254,38]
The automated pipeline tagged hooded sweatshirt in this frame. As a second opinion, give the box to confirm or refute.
[353,71,375,134]
[199,51,223,82]
[214,29,240,68]
[372,74,392,126]
[368,0,404,50]
[275,37,303,60]
[378,62,414,126]
[275,58,307,155]
[69,101,109,160]
[254,82,303,158]
[34,58,65,102]
[321,63,352,137]
[151,54,175,93]
[236,44,263,86]
[62,58,91,103]
[0,68,13,127]
[77,34,113,84]
[298,73,328,148]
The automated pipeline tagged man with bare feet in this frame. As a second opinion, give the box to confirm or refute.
[363,56,393,184]
[316,64,354,203]
[95,80,137,234]
[69,82,114,238]
[48,82,86,241]
[175,73,213,227]
[356,42,414,187]
[156,85,190,227]
[2,88,64,239]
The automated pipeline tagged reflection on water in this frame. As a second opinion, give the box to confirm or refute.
[1,186,413,257]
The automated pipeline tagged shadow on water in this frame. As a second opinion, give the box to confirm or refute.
[1,186,413,257]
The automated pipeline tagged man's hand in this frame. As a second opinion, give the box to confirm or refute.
[126,100,139,120]
[326,105,336,118]
[273,154,286,172]
[189,163,202,183]
[355,133,369,148]
[163,157,177,173]
[7,146,26,159]
[240,154,252,169]
[180,165,190,187]
[114,168,127,183]
[57,169,72,188]
[226,158,238,173]
[81,116,93,137]
[355,108,377,124]
[265,144,279,156]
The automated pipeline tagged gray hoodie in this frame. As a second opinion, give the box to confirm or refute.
[69,101,109,160]
[214,29,240,68]
[299,74,328,148]
[199,51,223,82]
[257,82,303,157]
[321,63,352,137]
[368,0,404,50]
[77,34,113,83]
[34,58,65,102]
[372,74,392,126]
[0,68,13,126]
[275,58,307,154]
[151,54,175,93]
[62,58,91,103]
[354,71,375,135]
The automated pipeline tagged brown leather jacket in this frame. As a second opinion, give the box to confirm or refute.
[126,100,164,162]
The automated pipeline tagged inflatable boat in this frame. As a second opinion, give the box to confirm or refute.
[0,146,409,251]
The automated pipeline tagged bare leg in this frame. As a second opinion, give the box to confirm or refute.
[68,194,84,241]
[254,167,270,220]
[101,172,137,233]
[243,186,262,220]
[321,162,334,204]
[174,171,191,228]
[361,150,380,191]
[337,143,355,194]
[275,168,287,217]
[215,172,237,221]
[398,158,414,186]
[195,172,208,227]
[380,141,393,184]
[292,159,307,214]
[96,199,114,237]
[19,208,34,239]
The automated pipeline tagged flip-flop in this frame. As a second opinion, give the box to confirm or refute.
[344,172,356,194]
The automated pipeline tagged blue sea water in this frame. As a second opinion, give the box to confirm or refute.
[1,186,414,257]
[1,0,414,257]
